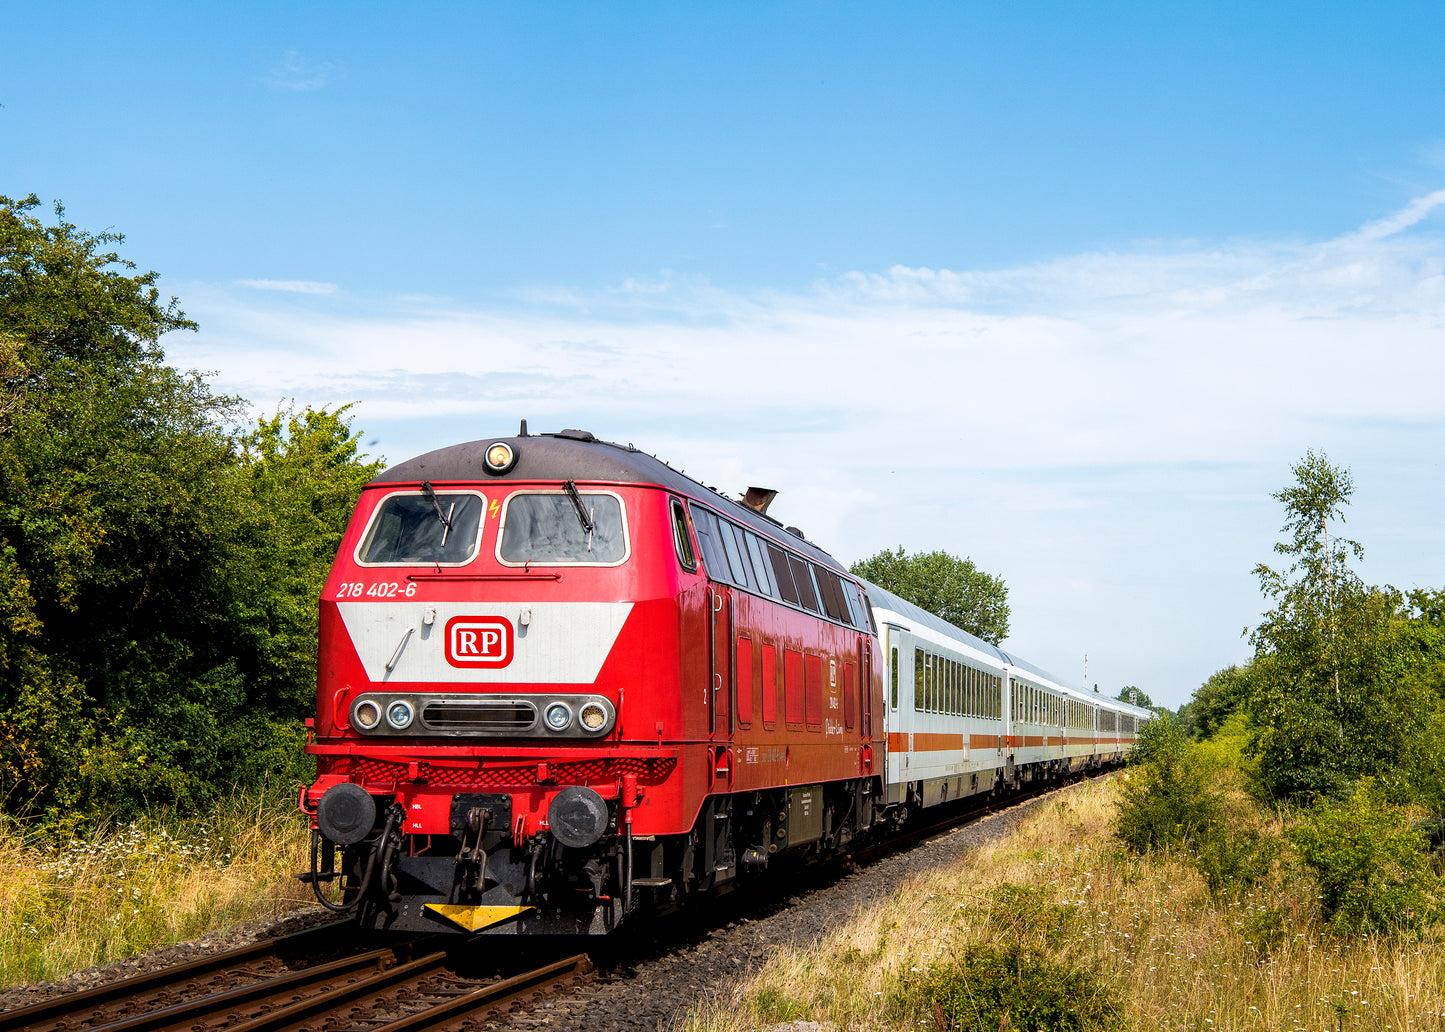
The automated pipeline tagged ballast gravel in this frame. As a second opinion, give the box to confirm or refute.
[481,789,1058,1031]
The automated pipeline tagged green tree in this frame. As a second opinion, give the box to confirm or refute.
[1115,685,1152,708]
[0,196,379,823]
[1180,664,1253,740]
[1246,453,1433,802]
[850,546,1009,643]
[229,404,383,716]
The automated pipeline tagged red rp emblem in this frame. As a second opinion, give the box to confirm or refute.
[444,616,514,668]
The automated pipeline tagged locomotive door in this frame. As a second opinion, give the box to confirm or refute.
[856,635,873,738]
[707,584,732,738]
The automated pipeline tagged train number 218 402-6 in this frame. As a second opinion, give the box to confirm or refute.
[336,582,417,599]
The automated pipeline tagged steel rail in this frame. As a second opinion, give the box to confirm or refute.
[327,954,591,1032]
[0,920,352,1032]
[188,949,455,1032]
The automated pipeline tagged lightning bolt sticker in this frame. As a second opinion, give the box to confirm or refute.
[489,498,501,520]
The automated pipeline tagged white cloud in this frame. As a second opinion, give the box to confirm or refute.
[171,191,1445,707]
[263,51,336,91]
[235,279,337,295]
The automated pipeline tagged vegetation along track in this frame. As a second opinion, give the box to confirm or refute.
[0,775,1093,1032]
[0,921,589,1032]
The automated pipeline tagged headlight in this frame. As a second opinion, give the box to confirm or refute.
[544,702,572,731]
[483,441,516,474]
[353,699,381,730]
[578,701,608,732]
[386,699,415,730]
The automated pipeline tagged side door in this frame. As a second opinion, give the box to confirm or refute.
[708,582,732,738]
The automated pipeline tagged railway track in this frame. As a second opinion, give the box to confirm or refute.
[0,922,590,1032]
[1,774,1098,1032]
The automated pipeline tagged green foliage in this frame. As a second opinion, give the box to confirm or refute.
[1115,715,1279,898]
[1114,685,1151,708]
[1179,664,1253,740]
[1114,717,1222,854]
[1191,813,1278,899]
[850,545,1010,644]
[1290,782,1439,935]
[983,881,1080,947]
[901,944,1121,1032]
[1246,453,1443,804]
[0,196,379,827]
[1191,708,1251,774]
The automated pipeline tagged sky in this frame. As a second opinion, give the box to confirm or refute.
[5,2,1445,708]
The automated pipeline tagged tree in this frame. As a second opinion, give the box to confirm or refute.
[850,546,1010,643]
[0,196,380,824]
[1245,452,1432,802]
[1116,685,1152,708]
[1179,665,1253,740]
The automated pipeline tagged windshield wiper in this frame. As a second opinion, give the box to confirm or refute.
[420,480,455,549]
[562,479,595,551]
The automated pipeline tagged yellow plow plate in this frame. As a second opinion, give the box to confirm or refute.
[425,904,534,931]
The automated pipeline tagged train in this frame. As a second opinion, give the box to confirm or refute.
[297,427,1151,934]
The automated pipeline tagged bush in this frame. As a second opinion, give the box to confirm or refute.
[1290,781,1439,934]
[1114,717,1222,854]
[903,944,1120,1032]
[1192,816,1278,899]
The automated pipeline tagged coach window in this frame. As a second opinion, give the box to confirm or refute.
[357,490,486,566]
[671,500,696,571]
[890,645,899,710]
[914,650,924,711]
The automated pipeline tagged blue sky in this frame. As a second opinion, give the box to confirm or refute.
[6,2,1445,706]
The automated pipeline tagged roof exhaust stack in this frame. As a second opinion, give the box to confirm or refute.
[518,419,528,437]
[741,487,778,514]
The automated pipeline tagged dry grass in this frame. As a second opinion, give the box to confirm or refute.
[686,777,1445,1032]
[0,792,314,987]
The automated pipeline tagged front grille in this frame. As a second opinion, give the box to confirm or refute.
[348,756,677,790]
[421,700,536,732]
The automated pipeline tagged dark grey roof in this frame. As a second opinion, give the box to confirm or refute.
[371,430,850,574]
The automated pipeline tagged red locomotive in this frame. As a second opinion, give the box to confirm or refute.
[300,427,885,934]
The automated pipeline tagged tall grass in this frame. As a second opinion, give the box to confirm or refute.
[0,790,313,987]
[685,778,1445,1031]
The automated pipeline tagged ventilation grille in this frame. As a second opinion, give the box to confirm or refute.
[421,700,536,732]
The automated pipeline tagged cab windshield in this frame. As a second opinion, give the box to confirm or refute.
[357,492,484,565]
[499,492,627,564]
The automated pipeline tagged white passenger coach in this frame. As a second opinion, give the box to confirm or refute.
[864,581,1152,812]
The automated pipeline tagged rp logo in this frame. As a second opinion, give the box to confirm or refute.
[444,616,514,668]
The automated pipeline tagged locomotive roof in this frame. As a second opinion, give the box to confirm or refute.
[372,430,852,576]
